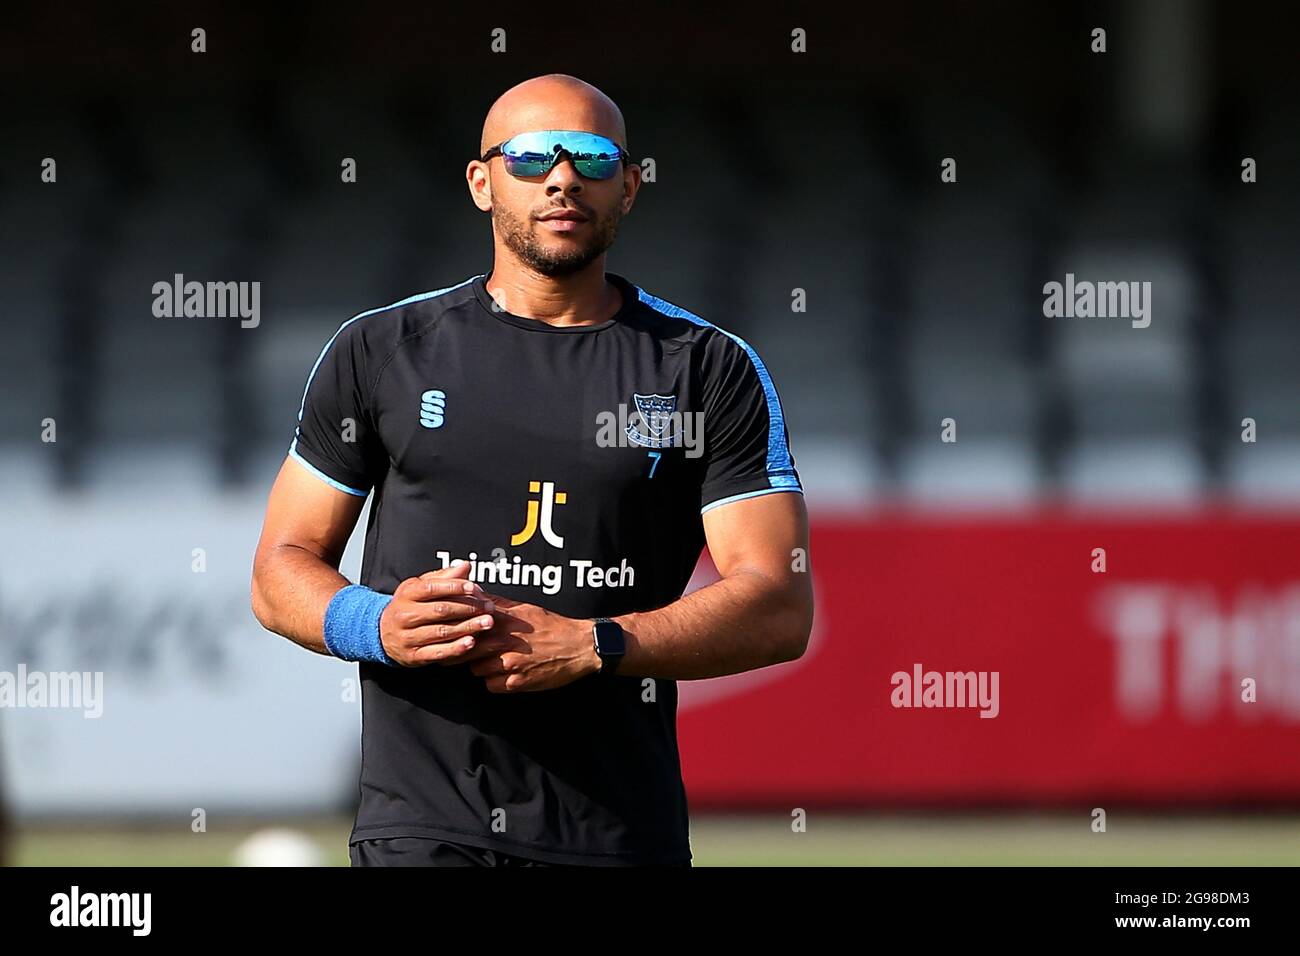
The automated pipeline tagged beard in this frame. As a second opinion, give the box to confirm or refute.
[491,200,623,278]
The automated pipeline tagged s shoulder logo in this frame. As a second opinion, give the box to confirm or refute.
[420,389,446,428]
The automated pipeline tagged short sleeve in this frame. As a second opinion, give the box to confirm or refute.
[288,319,389,496]
[699,330,802,513]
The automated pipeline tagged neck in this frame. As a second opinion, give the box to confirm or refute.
[484,255,621,328]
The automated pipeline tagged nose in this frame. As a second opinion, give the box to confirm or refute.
[543,151,583,195]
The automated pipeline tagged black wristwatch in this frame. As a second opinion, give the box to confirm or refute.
[592,617,626,677]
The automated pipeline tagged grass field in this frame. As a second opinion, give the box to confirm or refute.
[12,813,1300,866]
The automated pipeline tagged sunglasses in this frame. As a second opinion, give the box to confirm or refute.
[480,130,630,180]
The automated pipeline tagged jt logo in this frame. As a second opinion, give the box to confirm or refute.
[510,480,567,547]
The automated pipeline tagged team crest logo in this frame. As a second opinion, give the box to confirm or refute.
[626,393,679,449]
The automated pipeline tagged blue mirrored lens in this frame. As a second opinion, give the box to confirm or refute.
[501,131,624,179]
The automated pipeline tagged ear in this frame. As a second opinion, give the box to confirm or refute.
[621,161,642,213]
[466,160,494,212]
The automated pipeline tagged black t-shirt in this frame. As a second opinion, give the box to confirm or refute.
[289,270,802,865]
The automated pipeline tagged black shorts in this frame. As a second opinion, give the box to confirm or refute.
[349,836,690,867]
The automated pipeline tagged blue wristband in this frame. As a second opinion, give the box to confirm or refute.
[323,584,397,665]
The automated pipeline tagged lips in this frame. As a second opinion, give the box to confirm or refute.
[537,208,589,222]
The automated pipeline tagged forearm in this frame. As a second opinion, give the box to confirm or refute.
[251,543,353,656]
[612,568,812,681]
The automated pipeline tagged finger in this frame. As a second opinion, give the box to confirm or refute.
[401,577,487,602]
[423,560,472,579]
[469,655,511,678]
[484,674,520,694]
[404,613,495,648]
[442,640,509,666]
[394,596,495,629]
[405,634,483,666]
[464,635,520,655]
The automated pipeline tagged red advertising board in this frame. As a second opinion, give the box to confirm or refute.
[678,511,1300,806]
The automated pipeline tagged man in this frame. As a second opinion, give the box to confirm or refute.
[251,74,812,867]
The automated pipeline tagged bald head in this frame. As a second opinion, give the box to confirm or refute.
[480,74,627,156]
[468,74,639,281]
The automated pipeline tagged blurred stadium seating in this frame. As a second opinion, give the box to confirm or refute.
[2,81,1297,510]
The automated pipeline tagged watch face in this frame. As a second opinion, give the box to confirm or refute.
[594,620,625,655]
